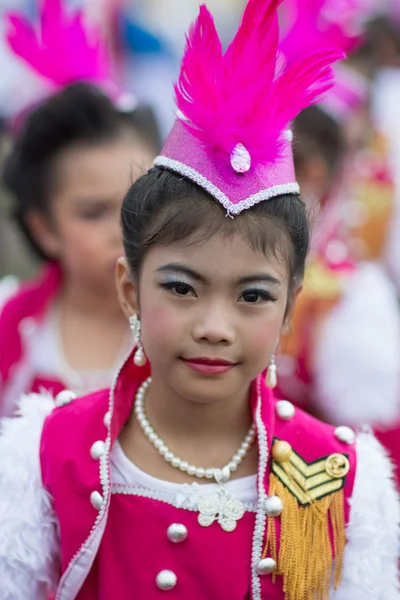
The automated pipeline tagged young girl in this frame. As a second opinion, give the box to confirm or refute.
[0,0,398,598]
[0,0,160,416]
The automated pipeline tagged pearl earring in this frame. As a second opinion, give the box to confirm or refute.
[266,353,277,389]
[129,314,146,367]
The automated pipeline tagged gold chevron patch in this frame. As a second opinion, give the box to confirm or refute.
[271,438,349,506]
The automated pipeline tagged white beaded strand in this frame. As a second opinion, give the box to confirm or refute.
[135,377,256,484]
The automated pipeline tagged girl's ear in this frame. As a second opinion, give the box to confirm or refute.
[24,210,61,258]
[115,257,140,318]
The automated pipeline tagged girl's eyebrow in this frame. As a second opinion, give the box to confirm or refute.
[156,263,281,286]
[238,274,281,286]
[72,198,115,206]
[156,263,205,282]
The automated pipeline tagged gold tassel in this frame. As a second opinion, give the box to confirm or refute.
[263,474,346,600]
[330,489,346,590]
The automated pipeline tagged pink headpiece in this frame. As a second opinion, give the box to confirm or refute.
[5,0,134,107]
[155,0,344,216]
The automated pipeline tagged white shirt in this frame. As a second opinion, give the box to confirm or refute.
[111,440,258,509]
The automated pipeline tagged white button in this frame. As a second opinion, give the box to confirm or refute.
[103,411,111,428]
[257,557,276,575]
[90,441,105,460]
[264,495,283,517]
[55,390,77,407]
[334,426,355,445]
[276,400,295,420]
[167,523,188,543]
[90,491,104,511]
[156,570,177,590]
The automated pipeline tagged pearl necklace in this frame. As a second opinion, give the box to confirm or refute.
[135,377,257,532]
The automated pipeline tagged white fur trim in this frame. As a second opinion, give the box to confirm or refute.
[314,263,400,426]
[0,393,60,598]
[332,431,400,599]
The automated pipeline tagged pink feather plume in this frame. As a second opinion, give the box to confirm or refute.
[175,0,344,169]
[5,0,110,88]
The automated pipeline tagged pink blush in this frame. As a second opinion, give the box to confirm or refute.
[141,305,177,342]
[251,323,278,348]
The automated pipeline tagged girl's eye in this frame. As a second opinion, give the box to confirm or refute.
[78,208,108,220]
[240,289,276,304]
[160,281,196,297]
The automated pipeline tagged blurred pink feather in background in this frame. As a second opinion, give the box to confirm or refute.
[5,0,113,92]
[280,0,377,65]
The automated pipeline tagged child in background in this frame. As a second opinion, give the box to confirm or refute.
[277,98,400,428]
[0,0,160,416]
[0,1,397,598]
[276,0,400,433]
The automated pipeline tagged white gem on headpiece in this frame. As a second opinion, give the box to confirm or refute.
[230,143,251,173]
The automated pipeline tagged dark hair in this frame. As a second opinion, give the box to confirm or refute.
[121,168,309,306]
[2,81,160,260]
[293,105,345,183]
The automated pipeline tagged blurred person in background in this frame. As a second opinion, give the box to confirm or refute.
[370,12,400,292]
[0,0,51,277]
[360,9,400,485]
[275,0,400,463]
[0,0,160,417]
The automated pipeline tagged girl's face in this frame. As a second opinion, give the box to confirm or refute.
[29,135,155,294]
[118,230,291,403]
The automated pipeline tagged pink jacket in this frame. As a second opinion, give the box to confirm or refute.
[40,353,357,600]
[0,262,65,416]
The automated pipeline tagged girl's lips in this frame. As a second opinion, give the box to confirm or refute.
[181,357,236,375]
